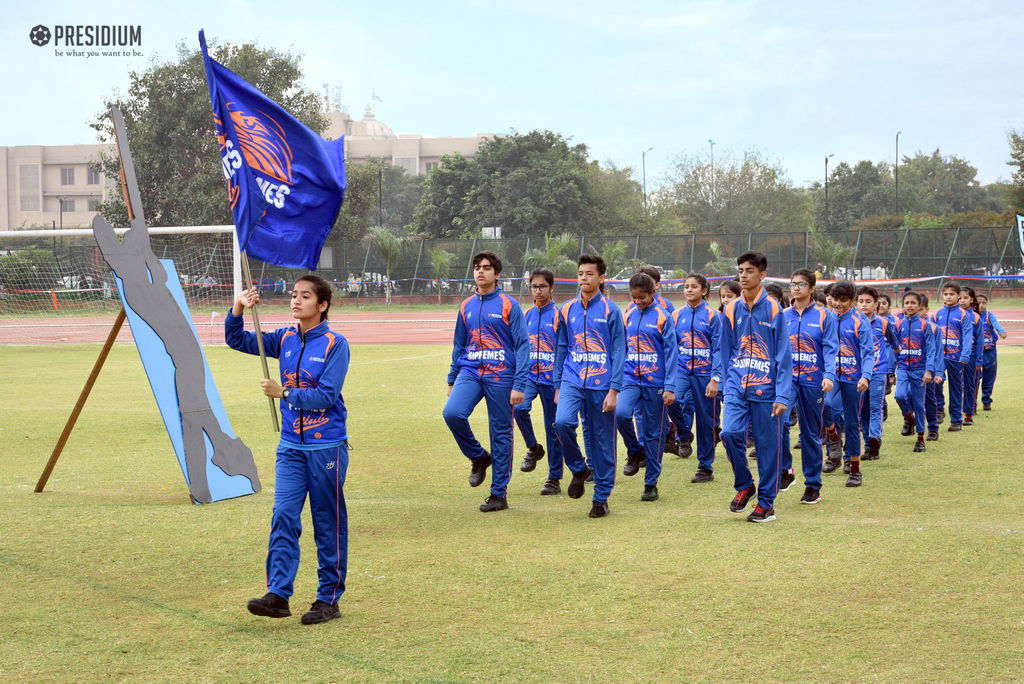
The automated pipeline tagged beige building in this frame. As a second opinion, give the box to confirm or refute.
[1,144,114,231]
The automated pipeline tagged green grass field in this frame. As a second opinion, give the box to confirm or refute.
[2,344,1023,683]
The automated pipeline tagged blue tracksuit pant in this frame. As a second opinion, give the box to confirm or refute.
[828,382,864,460]
[514,380,564,480]
[925,381,939,430]
[963,358,980,416]
[721,396,781,510]
[616,384,668,486]
[938,360,965,423]
[782,384,825,490]
[443,373,515,499]
[895,374,927,437]
[670,374,716,471]
[860,374,886,443]
[981,348,998,405]
[268,442,349,605]
[556,383,617,504]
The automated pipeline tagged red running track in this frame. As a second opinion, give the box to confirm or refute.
[2,309,1023,347]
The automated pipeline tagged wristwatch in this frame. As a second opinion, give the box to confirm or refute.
[282,388,291,402]
[710,376,721,383]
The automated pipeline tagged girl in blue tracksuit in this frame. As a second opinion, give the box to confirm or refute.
[554,254,626,518]
[718,252,793,523]
[856,286,900,459]
[226,275,351,625]
[933,282,974,430]
[671,273,722,485]
[782,269,838,504]
[616,272,678,501]
[878,294,899,421]
[894,291,942,452]
[959,287,985,424]
[918,296,943,439]
[976,294,1007,409]
[444,252,530,513]
[825,281,876,487]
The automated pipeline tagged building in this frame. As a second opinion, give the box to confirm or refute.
[1,144,114,231]
[327,105,492,176]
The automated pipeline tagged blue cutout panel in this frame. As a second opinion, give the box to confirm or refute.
[114,260,257,503]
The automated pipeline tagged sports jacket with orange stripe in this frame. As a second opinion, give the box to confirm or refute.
[524,300,557,386]
[718,287,793,406]
[553,290,626,392]
[836,309,876,384]
[896,314,942,378]
[784,301,839,387]
[933,304,974,363]
[448,287,530,391]
[225,311,350,446]
[623,301,678,388]
[673,300,723,378]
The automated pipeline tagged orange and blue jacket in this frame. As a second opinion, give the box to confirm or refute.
[719,287,793,405]
[674,300,722,378]
[836,309,876,383]
[524,300,557,386]
[624,301,678,389]
[896,314,943,379]
[784,301,839,387]
[554,290,626,392]
[448,287,530,390]
[933,304,974,363]
[226,312,350,446]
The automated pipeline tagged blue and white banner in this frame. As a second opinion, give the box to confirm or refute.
[1017,212,1024,259]
[200,29,345,270]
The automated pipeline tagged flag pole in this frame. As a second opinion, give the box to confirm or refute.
[240,251,281,433]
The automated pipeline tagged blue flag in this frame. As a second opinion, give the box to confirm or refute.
[200,30,345,270]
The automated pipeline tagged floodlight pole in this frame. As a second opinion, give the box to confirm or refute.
[895,131,902,214]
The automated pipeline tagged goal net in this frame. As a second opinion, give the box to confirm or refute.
[0,226,239,346]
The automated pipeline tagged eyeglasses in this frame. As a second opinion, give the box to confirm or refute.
[789,281,810,290]
[530,284,550,290]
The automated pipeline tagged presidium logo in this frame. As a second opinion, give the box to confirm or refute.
[29,24,143,57]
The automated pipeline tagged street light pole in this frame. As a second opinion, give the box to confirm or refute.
[895,131,902,215]
[641,147,654,207]
[824,155,834,232]
[708,139,716,209]
[58,195,67,230]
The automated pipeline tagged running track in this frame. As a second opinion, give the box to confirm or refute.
[2,309,1024,347]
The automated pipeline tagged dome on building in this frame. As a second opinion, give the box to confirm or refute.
[353,103,397,139]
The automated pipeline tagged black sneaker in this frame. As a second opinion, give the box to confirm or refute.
[663,438,680,456]
[678,436,694,459]
[948,422,962,432]
[247,592,291,618]
[301,600,340,625]
[469,451,491,487]
[746,504,776,523]
[641,485,659,501]
[778,469,795,492]
[795,441,802,450]
[901,418,915,437]
[963,416,974,426]
[479,495,508,512]
[729,486,757,512]
[746,436,755,450]
[588,500,610,518]
[800,487,822,504]
[826,436,843,462]
[983,403,991,411]
[691,467,714,483]
[846,472,862,487]
[937,409,945,424]
[568,467,592,499]
[623,450,644,477]
[822,454,842,474]
[867,436,881,459]
[540,479,561,496]
[883,402,889,421]
[843,461,851,475]
[926,430,939,441]
[584,469,594,483]
[913,441,926,453]
[519,444,544,472]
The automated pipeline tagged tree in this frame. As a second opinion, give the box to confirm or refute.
[523,232,578,278]
[1008,130,1024,210]
[361,226,411,305]
[703,241,736,277]
[808,224,856,278]
[429,247,454,304]
[91,38,327,229]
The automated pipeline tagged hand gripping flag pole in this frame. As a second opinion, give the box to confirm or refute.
[240,248,280,433]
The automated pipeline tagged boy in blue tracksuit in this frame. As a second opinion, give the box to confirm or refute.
[670,273,722,484]
[781,269,839,504]
[554,254,626,518]
[976,294,1007,410]
[932,281,974,431]
[514,268,564,495]
[823,281,876,488]
[878,294,899,422]
[959,288,985,425]
[443,251,530,513]
[895,291,943,452]
[856,286,900,460]
[227,275,351,625]
[918,296,944,440]
[617,272,678,501]
[718,252,793,523]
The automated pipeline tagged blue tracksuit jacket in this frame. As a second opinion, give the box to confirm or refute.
[836,310,876,384]
[718,287,793,406]
[867,314,900,376]
[934,304,974,363]
[524,300,558,385]
[623,302,678,389]
[784,301,839,387]
[448,287,530,391]
[981,311,1006,351]
[554,290,626,392]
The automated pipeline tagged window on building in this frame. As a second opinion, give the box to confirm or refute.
[87,167,100,185]
[393,157,418,175]
[88,198,102,211]
[61,167,75,186]
[425,162,440,173]
[60,198,75,212]
[19,164,41,211]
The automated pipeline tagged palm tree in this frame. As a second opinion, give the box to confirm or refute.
[524,232,578,278]
[808,224,856,279]
[361,226,411,305]
[703,241,736,277]
[429,247,454,305]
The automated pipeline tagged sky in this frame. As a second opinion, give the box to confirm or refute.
[2,0,1022,189]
